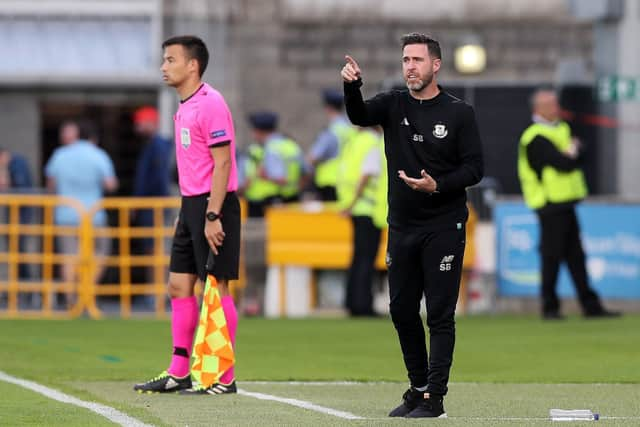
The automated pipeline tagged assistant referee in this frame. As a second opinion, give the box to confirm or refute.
[341,33,483,418]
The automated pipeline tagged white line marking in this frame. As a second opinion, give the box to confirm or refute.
[238,388,364,420]
[600,417,640,420]
[365,416,640,422]
[240,382,640,421]
[0,370,153,427]
[243,380,639,386]
[242,380,373,386]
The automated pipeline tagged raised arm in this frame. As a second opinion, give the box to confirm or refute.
[341,55,388,127]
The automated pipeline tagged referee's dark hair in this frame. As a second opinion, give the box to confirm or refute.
[162,35,210,77]
[401,33,441,60]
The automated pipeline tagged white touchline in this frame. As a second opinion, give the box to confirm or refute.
[0,370,154,427]
[238,389,364,420]
[242,380,375,386]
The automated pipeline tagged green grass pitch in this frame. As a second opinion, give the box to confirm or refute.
[1,314,639,426]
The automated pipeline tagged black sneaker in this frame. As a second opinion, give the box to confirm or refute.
[133,371,192,393]
[543,311,566,321]
[388,387,423,417]
[179,381,237,395]
[585,309,621,319]
[405,393,447,418]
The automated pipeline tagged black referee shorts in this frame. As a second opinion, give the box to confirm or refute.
[170,192,241,281]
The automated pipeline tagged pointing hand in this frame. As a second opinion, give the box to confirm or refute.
[341,55,362,82]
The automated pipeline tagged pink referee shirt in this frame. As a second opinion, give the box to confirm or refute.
[173,83,238,196]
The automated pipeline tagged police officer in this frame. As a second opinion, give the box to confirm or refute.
[342,33,483,418]
[337,126,383,316]
[307,89,357,201]
[244,112,304,217]
[518,88,620,320]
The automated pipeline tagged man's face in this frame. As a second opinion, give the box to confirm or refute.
[535,91,561,122]
[135,120,156,137]
[60,124,78,145]
[251,129,268,144]
[161,44,196,87]
[0,150,9,166]
[402,44,440,92]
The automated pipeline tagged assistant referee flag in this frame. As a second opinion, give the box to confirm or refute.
[191,274,235,387]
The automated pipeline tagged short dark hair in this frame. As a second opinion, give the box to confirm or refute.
[77,119,98,141]
[162,35,209,77]
[401,33,441,60]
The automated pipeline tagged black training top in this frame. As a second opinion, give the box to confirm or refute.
[344,79,484,231]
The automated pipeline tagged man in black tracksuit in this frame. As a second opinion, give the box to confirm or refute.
[341,33,483,418]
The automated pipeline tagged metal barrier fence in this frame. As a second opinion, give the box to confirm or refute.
[0,195,246,319]
[0,194,88,318]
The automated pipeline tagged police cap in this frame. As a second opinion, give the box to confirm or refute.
[248,111,278,131]
[322,88,343,109]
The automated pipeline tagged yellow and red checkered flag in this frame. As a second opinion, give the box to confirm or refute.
[191,273,235,388]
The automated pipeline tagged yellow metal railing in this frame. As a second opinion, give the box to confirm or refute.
[0,195,246,319]
[85,197,181,319]
[0,194,88,318]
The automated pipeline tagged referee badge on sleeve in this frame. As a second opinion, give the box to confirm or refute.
[181,128,191,149]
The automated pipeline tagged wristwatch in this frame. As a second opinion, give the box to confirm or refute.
[206,211,222,222]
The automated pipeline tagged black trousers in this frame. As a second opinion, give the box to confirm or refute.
[387,225,466,396]
[316,185,337,202]
[537,208,602,315]
[247,196,281,218]
[345,216,381,316]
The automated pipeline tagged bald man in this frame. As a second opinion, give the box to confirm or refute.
[518,88,619,320]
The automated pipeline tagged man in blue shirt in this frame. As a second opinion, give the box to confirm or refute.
[131,106,172,245]
[45,120,118,294]
[0,146,34,282]
[130,106,172,307]
[307,89,355,201]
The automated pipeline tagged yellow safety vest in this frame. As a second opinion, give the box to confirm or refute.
[270,137,303,199]
[314,121,357,188]
[243,144,280,202]
[518,121,588,210]
[337,130,381,218]
[372,135,388,229]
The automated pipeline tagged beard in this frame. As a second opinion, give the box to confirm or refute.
[405,71,434,92]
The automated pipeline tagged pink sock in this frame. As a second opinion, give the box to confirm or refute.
[219,295,238,384]
[168,296,198,377]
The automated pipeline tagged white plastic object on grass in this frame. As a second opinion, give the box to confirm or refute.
[550,409,599,421]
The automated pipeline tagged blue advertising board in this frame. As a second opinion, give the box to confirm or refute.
[495,201,640,299]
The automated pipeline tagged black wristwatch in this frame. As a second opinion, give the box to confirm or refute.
[206,211,222,222]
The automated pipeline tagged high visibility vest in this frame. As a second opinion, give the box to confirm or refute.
[314,121,357,188]
[372,135,388,229]
[243,144,280,202]
[518,121,588,210]
[269,137,303,199]
[337,130,380,218]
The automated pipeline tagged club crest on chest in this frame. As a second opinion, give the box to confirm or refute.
[432,123,448,139]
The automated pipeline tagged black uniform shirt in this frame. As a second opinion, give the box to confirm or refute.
[344,79,484,231]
